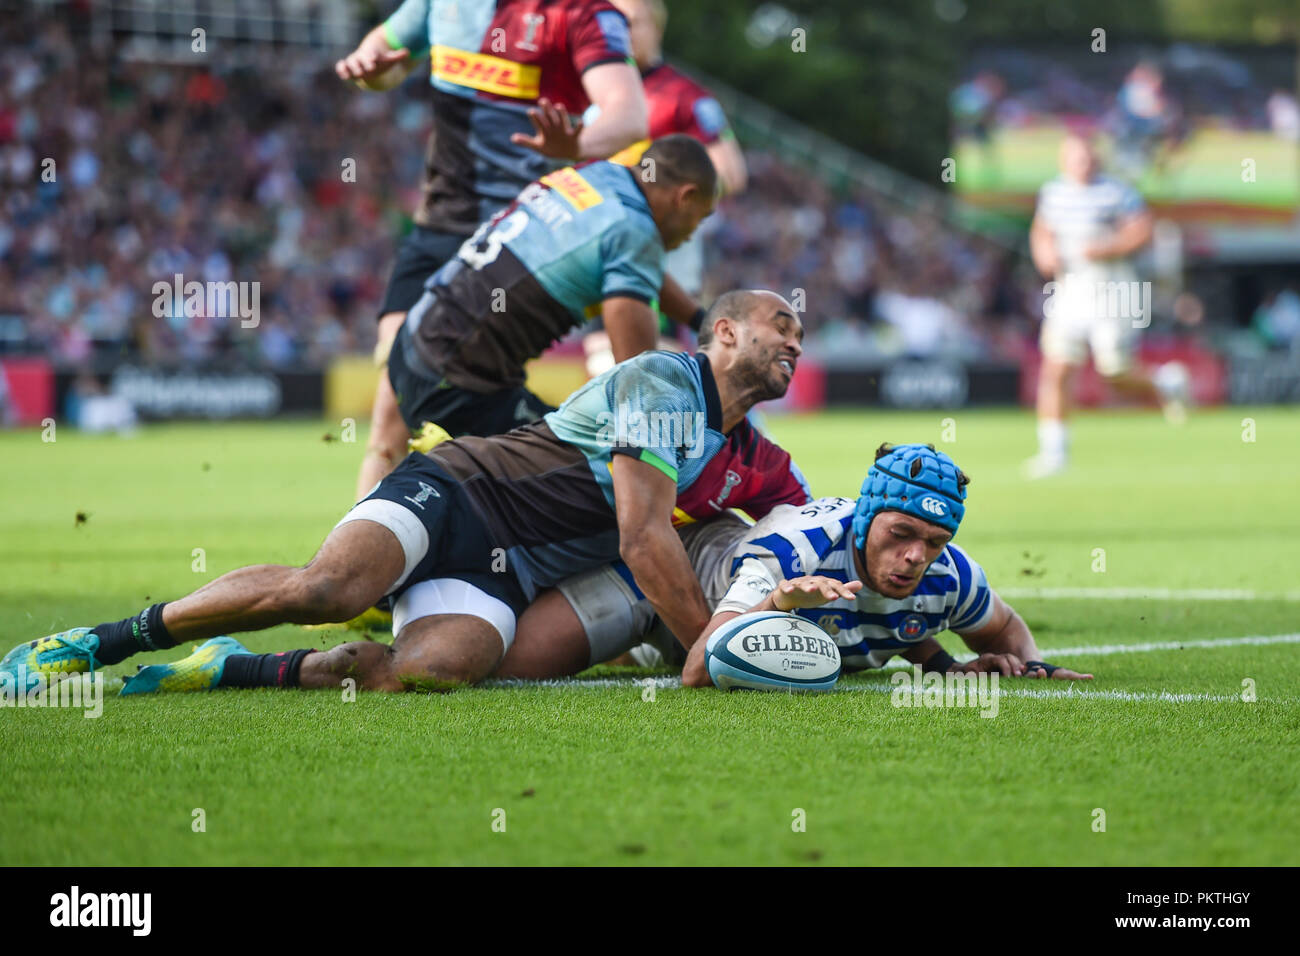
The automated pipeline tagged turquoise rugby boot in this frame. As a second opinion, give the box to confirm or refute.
[120,637,252,696]
[0,627,101,694]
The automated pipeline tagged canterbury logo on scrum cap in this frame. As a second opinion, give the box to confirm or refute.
[920,496,948,516]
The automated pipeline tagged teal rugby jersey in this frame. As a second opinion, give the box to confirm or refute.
[411,160,664,392]
[424,350,726,598]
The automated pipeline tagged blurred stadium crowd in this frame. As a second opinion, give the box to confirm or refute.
[2,18,1047,372]
[2,19,404,369]
[5,19,1292,374]
[699,153,1035,363]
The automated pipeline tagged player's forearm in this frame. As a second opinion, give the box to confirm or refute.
[1029,221,1057,278]
[602,298,658,362]
[620,531,712,651]
[707,138,747,196]
[1094,215,1154,259]
[657,275,701,327]
[577,92,647,159]
[967,608,1038,661]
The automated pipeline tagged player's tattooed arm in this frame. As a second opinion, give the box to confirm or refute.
[954,589,1094,680]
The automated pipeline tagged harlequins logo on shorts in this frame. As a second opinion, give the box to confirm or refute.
[899,613,927,640]
[403,481,441,511]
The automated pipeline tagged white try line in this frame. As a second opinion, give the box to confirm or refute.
[1000,586,1300,602]
[487,675,1259,704]
[877,631,1300,665]
[485,632,1300,704]
[1031,632,1300,658]
[847,682,1245,704]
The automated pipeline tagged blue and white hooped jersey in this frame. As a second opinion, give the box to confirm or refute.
[708,497,996,671]
[1035,174,1145,277]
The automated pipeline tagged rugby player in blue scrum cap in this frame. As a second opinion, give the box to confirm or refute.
[678,443,1094,686]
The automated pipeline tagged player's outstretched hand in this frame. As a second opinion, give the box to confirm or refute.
[773,576,863,611]
[1025,660,1094,680]
[335,46,410,85]
[511,98,583,160]
[955,652,1027,677]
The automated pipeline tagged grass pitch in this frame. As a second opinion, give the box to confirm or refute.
[2,407,1298,865]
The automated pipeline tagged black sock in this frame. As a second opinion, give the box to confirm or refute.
[217,649,315,689]
[91,603,176,665]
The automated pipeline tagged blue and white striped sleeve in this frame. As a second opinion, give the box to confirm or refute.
[727,529,808,582]
[946,543,995,632]
[714,556,780,615]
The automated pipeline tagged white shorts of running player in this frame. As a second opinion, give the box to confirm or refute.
[1040,271,1147,376]
[557,513,748,667]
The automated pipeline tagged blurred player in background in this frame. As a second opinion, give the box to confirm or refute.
[335,0,649,498]
[950,70,1005,186]
[1108,61,1184,182]
[582,0,748,378]
[1024,134,1187,479]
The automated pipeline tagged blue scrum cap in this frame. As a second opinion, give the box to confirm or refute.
[851,443,968,547]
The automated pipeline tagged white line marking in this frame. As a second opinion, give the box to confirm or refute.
[1033,632,1300,658]
[487,676,1273,704]
[875,632,1300,667]
[846,682,1245,704]
[483,632,1300,704]
[1000,587,1300,602]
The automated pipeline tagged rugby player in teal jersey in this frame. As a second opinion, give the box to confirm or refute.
[2,293,805,695]
[336,0,653,499]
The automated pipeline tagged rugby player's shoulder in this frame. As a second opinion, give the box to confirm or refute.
[763,496,856,527]
[617,349,701,387]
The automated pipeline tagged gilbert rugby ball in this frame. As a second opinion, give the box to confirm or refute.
[705,611,841,692]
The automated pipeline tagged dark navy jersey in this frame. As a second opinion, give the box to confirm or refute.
[384,0,634,233]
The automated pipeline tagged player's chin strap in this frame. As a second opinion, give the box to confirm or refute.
[851,443,967,548]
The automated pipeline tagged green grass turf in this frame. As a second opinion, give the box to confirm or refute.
[2,407,1298,865]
